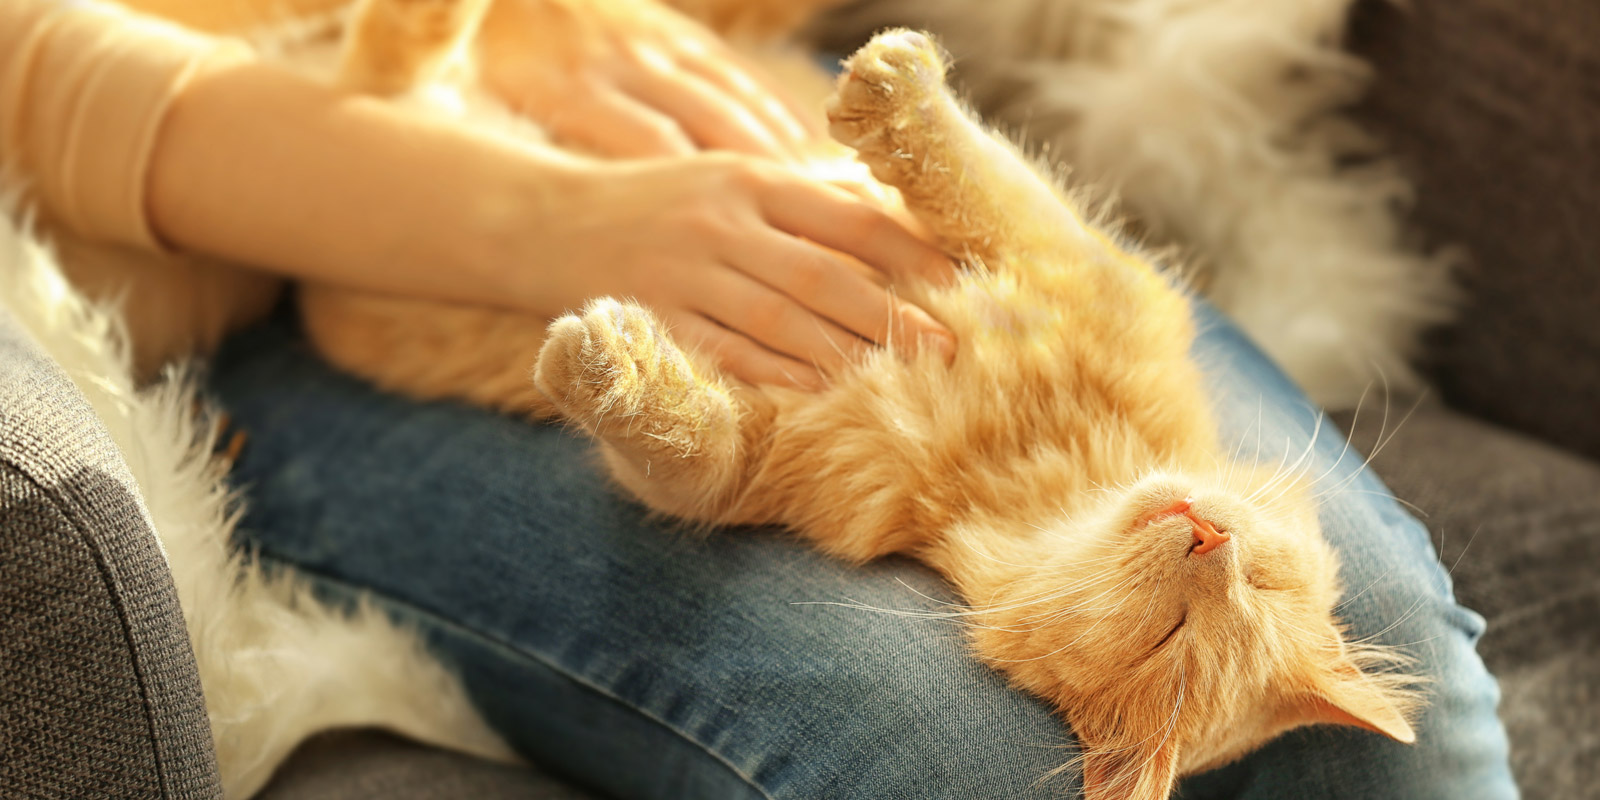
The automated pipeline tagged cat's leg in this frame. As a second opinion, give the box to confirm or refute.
[533,299,770,525]
[663,0,853,39]
[339,0,494,95]
[826,30,1101,267]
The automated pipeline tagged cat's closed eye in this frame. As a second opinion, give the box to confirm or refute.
[1244,569,1292,592]
[1150,609,1188,653]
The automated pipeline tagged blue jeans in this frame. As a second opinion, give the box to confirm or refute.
[208,304,1516,799]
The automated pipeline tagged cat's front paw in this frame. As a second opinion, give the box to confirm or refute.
[825,29,949,150]
[535,298,673,418]
[534,298,733,455]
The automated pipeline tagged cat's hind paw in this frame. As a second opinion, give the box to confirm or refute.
[825,29,949,151]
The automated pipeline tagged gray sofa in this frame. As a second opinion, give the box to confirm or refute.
[2,0,1595,797]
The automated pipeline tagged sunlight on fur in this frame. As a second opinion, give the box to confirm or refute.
[294,2,1430,796]
[1,0,1437,796]
[531,32,1424,800]
[819,0,1459,409]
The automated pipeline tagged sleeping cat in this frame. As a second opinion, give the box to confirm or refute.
[302,2,1423,798]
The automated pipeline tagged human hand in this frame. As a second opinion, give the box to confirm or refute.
[477,0,816,159]
[515,154,956,389]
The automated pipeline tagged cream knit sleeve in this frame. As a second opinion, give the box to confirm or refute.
[0,0,255,249]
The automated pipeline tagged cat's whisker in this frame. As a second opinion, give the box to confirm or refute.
[1377,633,1449,651]
[787,600,1015,631]
[1314,389,1425,504]
[1226,396,1266,489]
[1244,429,1306,505]
[953,531,1059,571]
[1347,591,1434,646]
[988,584,1144,660]
[1248,410,1325,504]
[982,566,1128,613]
[1012,562,1147,622]
[1442,524,1486,579]
[1126,575,1166,641]
[1315,489,1428,518]
[1334,566,1396,613]
[1005,578,1134,625]
[1305,383,1377,494]
[790,555,1137,630]
[888,576,960,609]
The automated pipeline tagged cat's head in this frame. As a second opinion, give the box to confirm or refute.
[969,467,1422,800]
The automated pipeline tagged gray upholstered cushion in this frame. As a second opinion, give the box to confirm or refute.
[0,308,222,799]
[1335,403,1600,798]
[258,731,604,800]
[1349,0,1600,461]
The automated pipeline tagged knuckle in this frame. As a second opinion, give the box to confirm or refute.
[787,254,830,296]
[853,208,894,241]
[722,159,774,193]
[677,206,734,239]
[641,119,687,149]
[751,295,790,328]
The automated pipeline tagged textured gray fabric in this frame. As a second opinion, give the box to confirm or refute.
[1334,403,1600,800]
[1348,0,1600,461]
[258,731,606,800]
[0,308,222,799]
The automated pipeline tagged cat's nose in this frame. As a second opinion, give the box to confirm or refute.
[1188,515,1230,556]
[1135,497,1231,555]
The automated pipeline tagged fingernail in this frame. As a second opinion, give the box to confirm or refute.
[792,366,826,392]
[901,304,955,362]
[934,330,957,363]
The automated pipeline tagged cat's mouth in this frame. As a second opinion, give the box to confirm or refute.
[1135,497,1231,556]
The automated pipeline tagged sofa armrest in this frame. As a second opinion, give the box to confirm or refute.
[0,307,222,798]
[1349,0,1600,459]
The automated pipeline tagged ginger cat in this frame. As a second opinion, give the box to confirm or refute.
[301,2,1423,798]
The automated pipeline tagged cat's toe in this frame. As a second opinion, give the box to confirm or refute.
[533,313,597,415]
[826,29,947,145]
[533,298,657,419]
[534,298,736,461]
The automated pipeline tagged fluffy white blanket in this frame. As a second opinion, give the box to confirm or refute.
[0,199,513,798]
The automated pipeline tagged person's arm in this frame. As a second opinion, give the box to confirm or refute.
[2,0,953,388]
[144,58,590,313]
[147,60,954,387]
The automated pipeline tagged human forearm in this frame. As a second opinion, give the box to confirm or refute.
[146,58,586,312]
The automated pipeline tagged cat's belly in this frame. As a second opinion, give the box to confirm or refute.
[755,267,1213,558]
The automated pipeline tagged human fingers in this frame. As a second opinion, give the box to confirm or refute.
[734,231,953,361]
[755,173,958,286]
[662,311,825,390]
[700,34,829,136]
[677,45,814,144]
[548,86,696,158]
[616,45,793,158]
[696,268,872,375]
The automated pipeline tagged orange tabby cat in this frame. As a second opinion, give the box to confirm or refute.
[304,2,1423,798]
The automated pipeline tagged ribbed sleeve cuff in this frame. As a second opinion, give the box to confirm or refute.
[1,1,255,250]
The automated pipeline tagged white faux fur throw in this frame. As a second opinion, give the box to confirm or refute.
[0,197,515,798]
[820,0,1457,408]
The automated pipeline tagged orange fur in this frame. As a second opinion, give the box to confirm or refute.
[338,0,495,95]
[306,4,1425,798]
[660,0,852,38]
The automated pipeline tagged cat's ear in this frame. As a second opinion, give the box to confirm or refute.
[1287,654,1418,744]
[1078,736,1180,800]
